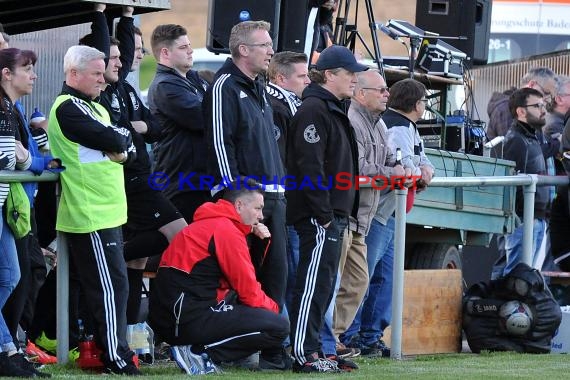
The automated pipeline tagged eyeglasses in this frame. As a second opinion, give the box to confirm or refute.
[244,42,274,49]
[362,86,389,94]
[522,103,546,110]
[419,98,429,103]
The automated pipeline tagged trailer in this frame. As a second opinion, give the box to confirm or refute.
[405,148,515,270]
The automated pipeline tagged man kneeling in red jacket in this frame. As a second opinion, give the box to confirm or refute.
[149,179,290,374]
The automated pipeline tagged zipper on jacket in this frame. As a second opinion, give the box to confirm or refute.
[173,292,185,338]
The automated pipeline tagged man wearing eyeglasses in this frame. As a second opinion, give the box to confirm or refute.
[334,69,408,359]
[487,69,559,279]
[544,76,570,274]
[203,20,289,369]
[500,88,551,276]
[487,67,556,141]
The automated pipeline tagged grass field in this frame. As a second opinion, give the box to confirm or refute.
[39,351,570,379]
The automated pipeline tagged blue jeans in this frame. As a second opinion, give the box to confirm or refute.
[283,226,299,348]
[503,219,548,276]
[342,217,395,346]
[0,216,20,352]
[285,225,299,312]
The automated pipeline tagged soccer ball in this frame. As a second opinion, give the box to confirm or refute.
[499,300,533,336]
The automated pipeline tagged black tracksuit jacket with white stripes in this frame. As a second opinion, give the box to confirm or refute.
[204,58,285,184]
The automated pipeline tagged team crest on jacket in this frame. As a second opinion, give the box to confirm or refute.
[273,124,281,140]
[111,93,121,113]
[303,124,320,143]
[129,92,140,111]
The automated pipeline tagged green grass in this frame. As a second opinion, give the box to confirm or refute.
[39,352,570,379]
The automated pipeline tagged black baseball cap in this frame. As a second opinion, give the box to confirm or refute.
[315,45,369,72]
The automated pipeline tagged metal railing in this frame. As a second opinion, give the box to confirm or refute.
[2,171,569,363]
[0,170,68,363]
[389,174,570,359]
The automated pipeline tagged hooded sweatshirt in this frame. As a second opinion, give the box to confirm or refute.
[149,200,278,339]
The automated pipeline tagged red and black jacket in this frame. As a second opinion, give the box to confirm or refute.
[148,200,278,339]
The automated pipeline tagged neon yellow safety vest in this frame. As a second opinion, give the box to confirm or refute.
[48,94,127,233]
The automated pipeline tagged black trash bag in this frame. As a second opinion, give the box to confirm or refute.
[463,263,562,353]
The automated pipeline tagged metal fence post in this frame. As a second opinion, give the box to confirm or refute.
[54,181,69,364]
[390,188,408,360]
[521,174,537,266]
[56,231,69,364]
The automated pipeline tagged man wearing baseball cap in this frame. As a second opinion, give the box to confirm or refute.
[286,45,367,373]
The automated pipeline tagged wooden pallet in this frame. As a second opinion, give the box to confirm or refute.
[383,269,463,355]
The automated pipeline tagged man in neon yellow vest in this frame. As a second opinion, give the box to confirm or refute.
[48,45,139,376]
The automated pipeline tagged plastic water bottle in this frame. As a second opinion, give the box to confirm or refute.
[132,323,151,355]
[30,107,46,124]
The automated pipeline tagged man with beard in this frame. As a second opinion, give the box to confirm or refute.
[500,88,551,276]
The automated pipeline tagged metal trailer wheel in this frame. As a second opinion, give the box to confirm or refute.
[406,243,462,270]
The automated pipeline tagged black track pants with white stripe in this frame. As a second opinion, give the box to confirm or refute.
[167,302,289,364]
[289,216,347,364]
[67,227,132,369]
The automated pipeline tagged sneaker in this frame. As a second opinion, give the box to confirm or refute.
[361,339,391,358]
[0,352,35,377]
[326,354,358,372]
[292,352,341,373]
[10,353,51,377]
[171,345,221,375]
[258,350,292,371]
[335,342,360,359]
[35,332,57,354]
[202,354,222,375]
[221,352,259,370]
[105,363,142,376]
[26,340,57,365]
[153,343,171,362]
[68,347,80,362]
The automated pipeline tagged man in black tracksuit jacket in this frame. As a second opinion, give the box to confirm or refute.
[148,25,211,221]
[286,45,366,373]
[203,22,287,342]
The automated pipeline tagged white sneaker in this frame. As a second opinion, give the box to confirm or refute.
[171,345,221,375]
[171,345,203,375]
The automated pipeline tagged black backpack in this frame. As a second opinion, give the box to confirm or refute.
[463,262,562,353]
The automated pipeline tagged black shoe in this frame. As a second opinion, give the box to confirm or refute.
[0,352,35,377]
[361,339,391,358]
[11,353,51,377]
[335,342,360,358]
[292,352,341,373]
[326,354,358,372]
[258,351,292,371]
[220,353,259,370]
[105,363,142,376]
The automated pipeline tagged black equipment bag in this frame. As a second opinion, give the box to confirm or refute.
[463,263,562,353]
